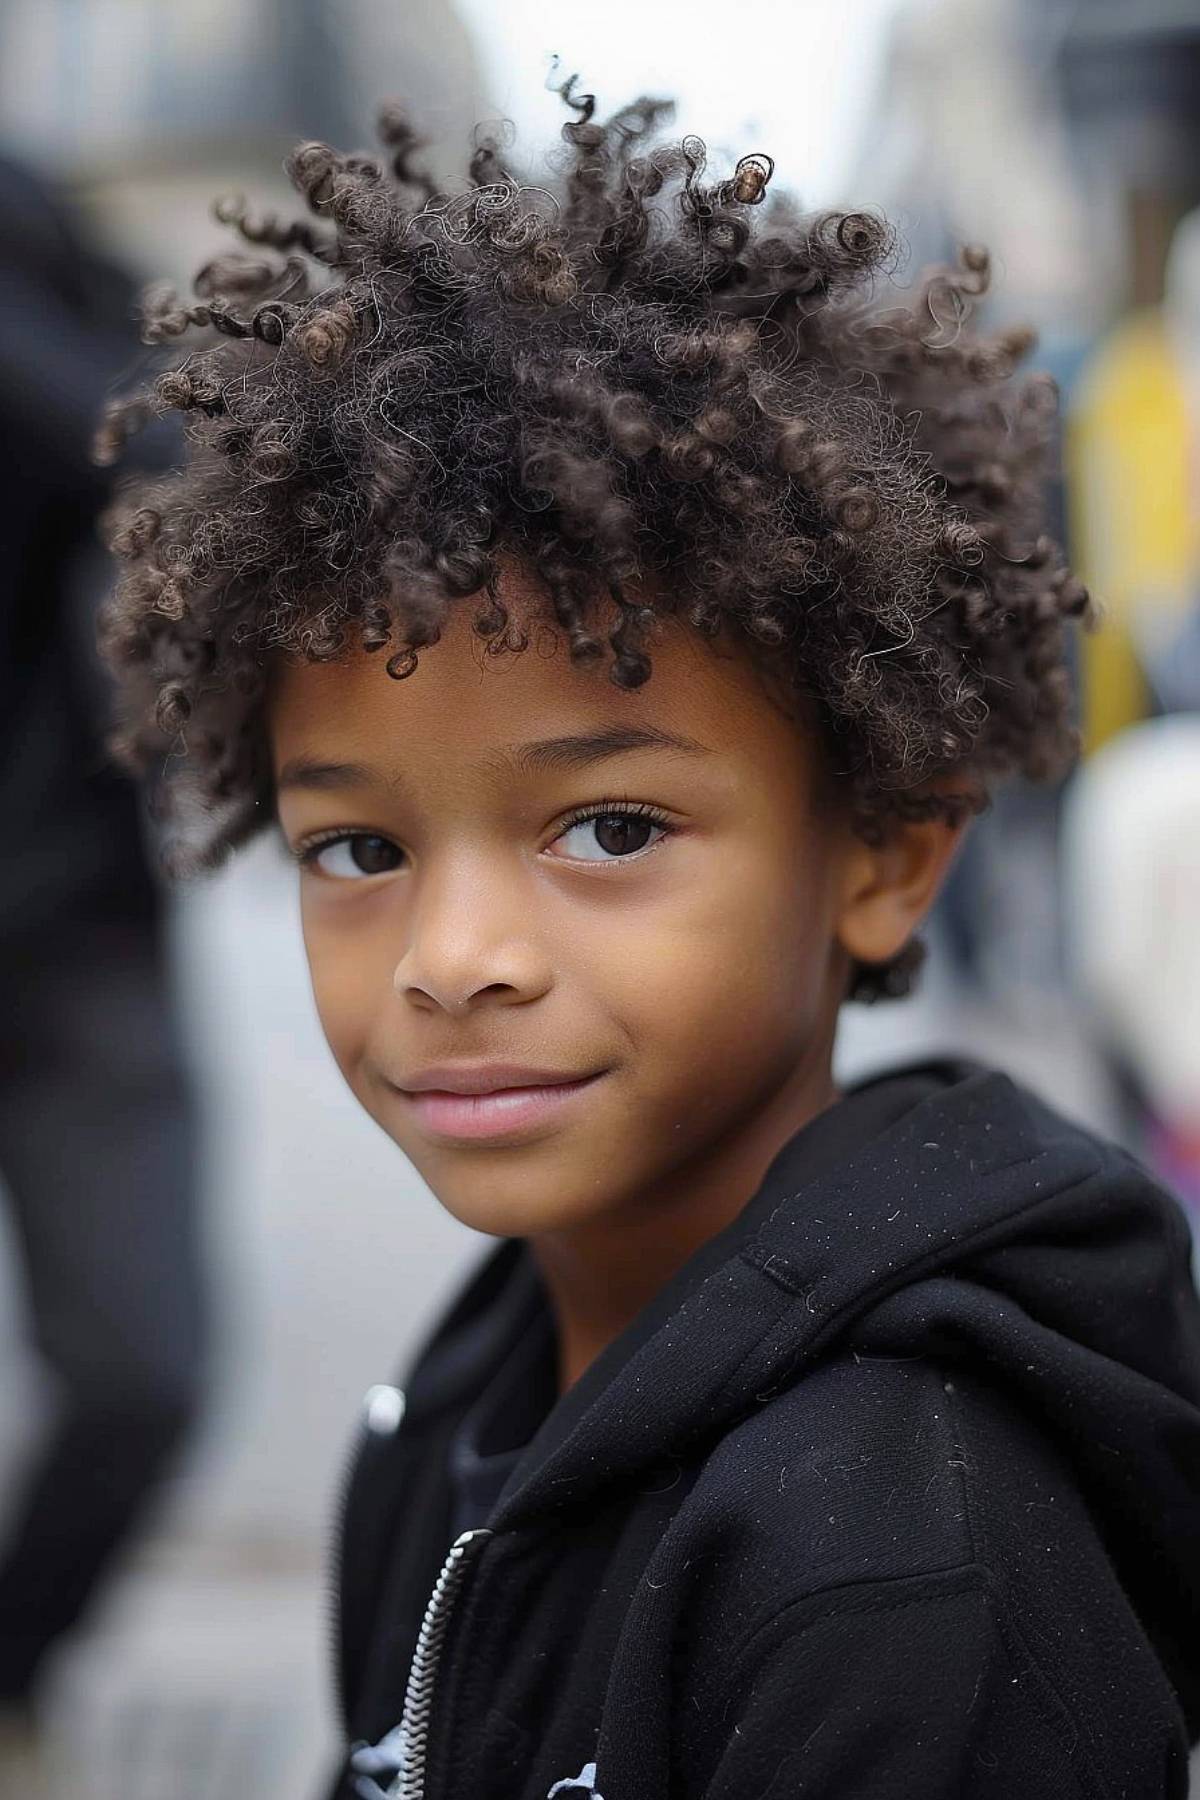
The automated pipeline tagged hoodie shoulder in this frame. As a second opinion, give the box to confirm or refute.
[667,1342,1190,1782]
[682,1349,978,1599]
[658,1063,1200,1748]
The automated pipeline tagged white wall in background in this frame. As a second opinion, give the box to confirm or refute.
[458,0,904,207]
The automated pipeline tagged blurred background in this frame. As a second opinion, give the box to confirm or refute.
[0,0,1197,1794]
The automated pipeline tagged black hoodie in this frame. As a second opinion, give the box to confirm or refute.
[325,1055,1200,1800]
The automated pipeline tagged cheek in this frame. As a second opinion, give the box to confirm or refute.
[606,847,833,1078]
[300,898,387,1082]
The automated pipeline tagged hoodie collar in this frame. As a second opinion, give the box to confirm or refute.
[400,1056,1031,1508]
[399,1057,967,1434]
[398,1052,1195,1534]
[491,1054,1056,1526]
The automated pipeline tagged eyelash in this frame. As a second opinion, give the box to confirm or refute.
[558,798,672,841]
[291,799,675,870]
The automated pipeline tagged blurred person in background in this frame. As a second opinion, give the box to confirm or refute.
[0,156,204,1773]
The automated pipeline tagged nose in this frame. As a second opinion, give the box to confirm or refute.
[391,854,550,1014]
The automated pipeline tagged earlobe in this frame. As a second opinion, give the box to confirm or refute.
[833,808,971,969]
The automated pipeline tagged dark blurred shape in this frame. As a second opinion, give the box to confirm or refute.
[0,156,204,1705]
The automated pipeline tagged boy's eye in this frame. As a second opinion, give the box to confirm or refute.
[304,834,403,879]
[296,804,671,878]
[549,806,670,863]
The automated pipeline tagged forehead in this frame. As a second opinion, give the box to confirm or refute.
[268,592,806,784]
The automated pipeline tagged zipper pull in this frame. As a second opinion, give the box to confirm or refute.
[348,1722,407,1799]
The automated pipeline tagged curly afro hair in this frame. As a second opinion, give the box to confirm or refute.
[95,73,1097,1004]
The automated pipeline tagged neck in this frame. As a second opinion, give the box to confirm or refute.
[528,1051,842,1396]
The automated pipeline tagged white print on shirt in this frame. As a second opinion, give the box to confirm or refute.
[547,1762,603,1798]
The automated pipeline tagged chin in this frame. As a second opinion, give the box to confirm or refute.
[410,1155,617,1241]
[436,1187,600,1240]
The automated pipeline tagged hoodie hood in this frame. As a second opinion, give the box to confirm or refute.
[396,1054,1200,1724]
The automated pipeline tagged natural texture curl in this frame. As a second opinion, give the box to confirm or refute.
[96,76,1097,1002]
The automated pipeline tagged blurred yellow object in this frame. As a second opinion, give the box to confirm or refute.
[1066,310,1199,754]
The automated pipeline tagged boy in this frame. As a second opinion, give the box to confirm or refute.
[96,79,1200,1799]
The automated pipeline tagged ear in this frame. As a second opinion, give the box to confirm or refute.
[832,784,977,970]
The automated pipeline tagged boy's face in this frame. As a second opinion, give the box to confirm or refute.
[270,574,949,1242]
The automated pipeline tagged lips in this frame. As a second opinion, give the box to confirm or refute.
[398,1063,603,1097]
[396,1071,608,1142]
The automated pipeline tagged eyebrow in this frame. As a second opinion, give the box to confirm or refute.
[276,757,377,793]
[496,724,710,777]
[276,726,711,793]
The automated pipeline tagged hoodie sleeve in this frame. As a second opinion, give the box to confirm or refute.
[696,1571,1112,1800]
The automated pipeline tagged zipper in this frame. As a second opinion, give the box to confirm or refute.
[349,1526,493,1800]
